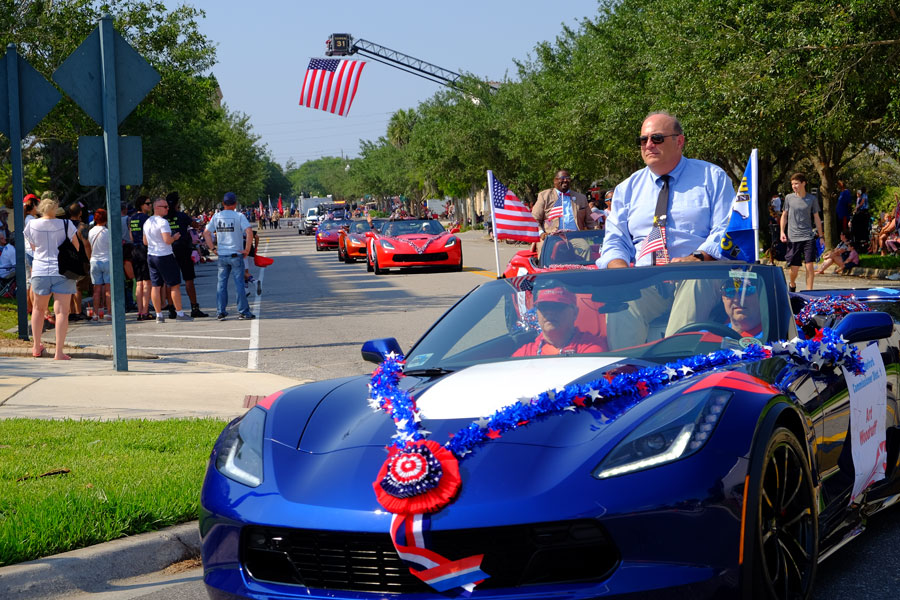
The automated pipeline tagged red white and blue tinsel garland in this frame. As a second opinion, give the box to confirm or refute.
[369,328,865,593]
[795,294,870,335]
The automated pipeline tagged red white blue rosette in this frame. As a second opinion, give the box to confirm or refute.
[374,439,461,515]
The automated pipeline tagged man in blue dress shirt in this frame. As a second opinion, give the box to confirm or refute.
[599,111,735,347]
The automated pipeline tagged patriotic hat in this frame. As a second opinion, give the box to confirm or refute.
[23,193,38,204]
[535,286,575,306]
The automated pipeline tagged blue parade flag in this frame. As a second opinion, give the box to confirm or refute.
[719,149,758,262]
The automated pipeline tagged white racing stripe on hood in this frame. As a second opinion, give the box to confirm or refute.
[416,357,622,420]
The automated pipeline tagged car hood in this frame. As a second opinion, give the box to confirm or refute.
[291,356,660,455]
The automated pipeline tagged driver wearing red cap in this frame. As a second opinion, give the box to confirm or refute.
[514,286,607,356]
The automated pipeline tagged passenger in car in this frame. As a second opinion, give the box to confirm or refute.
[514,286,608,356]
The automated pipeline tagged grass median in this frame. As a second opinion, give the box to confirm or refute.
[0,417,226,566]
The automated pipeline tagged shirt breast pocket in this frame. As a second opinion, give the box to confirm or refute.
[670,188,710,234]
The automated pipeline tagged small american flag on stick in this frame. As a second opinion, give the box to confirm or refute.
[299,58,366,117]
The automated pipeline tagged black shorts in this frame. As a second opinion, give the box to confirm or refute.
[173,247,195,281]
[148,254,182,287]
[131,245,151,281]
[785,239,817,266]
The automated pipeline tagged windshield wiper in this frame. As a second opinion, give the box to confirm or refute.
[403,367,455,377]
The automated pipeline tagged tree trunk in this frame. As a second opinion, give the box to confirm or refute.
[811,148,843,250]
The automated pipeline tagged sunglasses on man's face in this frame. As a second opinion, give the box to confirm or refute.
[721,284,757,298]
[637,133,680,147]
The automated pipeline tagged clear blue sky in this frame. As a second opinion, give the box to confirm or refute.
[165,1,601,168]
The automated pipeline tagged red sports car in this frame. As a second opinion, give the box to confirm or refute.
[502,229,604,278]
[337,219,384,262]
[314,219,350,251]
[366,219,462,274]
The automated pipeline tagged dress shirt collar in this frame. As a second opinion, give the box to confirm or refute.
[650,156,687,186]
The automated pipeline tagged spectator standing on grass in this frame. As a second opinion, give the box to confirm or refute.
[0,231,15,280]
[780,172,824,292]
[836,180,853,233]
[23,198,80,359]
[143,198,192,323]
[203,192,255,321]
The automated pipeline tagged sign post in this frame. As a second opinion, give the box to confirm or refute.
[0,44,61,340]
[53,15,160,371]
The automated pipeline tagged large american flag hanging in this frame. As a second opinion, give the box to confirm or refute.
[299,58,366,117]
[488,172,541,243]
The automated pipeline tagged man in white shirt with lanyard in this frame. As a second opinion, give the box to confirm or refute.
[203,192,254,321]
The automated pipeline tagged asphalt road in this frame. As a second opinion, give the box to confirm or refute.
[52,227,900,599]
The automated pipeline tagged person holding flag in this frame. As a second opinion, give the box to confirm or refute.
[531,170,589,243]
[598,111,735,347]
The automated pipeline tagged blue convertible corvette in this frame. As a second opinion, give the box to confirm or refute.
[200,263,900,600]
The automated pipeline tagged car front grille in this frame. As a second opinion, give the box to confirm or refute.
[393,252,449,263]
[242,520,619,593]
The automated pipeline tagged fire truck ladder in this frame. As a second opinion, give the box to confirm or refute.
[326,34,463,91]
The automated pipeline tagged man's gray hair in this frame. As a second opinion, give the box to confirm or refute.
[645,111,683,135]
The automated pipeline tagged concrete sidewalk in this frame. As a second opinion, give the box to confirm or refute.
[0,355,306,420]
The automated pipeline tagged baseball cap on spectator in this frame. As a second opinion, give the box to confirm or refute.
[23,193,38,205]
[535,286,576,307]
[223,192,237,205]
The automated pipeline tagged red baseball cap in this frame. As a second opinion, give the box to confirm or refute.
[535,286,575,306]
[23,193,38,204]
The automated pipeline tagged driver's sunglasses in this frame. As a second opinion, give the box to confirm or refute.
[721,284,757,298]
[637,133,680,146]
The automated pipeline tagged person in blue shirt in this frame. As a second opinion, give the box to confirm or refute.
[203,192,255,321]
[531,170,589,237]
[598,111,736,347]
[836,180,853,233]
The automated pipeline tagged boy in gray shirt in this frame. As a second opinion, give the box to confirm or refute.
[779,172,823,292]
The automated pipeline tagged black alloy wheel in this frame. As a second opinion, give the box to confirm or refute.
[452,249,463,272]
[373,253,386,274]
[366,253,374,272]
[748,427,818,600]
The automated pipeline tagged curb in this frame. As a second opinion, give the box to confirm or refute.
[770,261,897,280]
[0,521,200,599]
[0,345,159,360]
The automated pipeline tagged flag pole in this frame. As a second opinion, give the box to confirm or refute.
[750,148,759,262]
[487,171,502,277]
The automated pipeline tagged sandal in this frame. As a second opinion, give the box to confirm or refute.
[32,344,45,358]
[54,353,71,361]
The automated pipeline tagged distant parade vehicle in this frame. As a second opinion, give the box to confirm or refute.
[338,219,386,262]
[313,219,350,251]
[503,229,605,278]
[199,263,900,600]
[365,219,462,274]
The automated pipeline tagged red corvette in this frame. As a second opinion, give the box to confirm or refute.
[338,219,385,262]
[502,229,604,278]
[314,219,350,251]
[366,219,462,274]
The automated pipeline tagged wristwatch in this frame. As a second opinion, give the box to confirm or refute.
[692,251,706,261]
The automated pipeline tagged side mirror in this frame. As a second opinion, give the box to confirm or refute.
[833,311,894,343]
[361,338,404,364]
[450,226,460,234]
[365,231,376,239]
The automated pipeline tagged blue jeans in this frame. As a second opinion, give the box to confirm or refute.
[217,253,250,316]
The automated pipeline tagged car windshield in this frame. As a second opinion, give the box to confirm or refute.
[348,220,374,234]
[404,264,793,371]
[319,220,349,231]
[539,230,605,267]
[382,220,446,236]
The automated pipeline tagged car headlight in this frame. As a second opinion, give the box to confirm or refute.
[216,406,266,487]
[593,389,732,479]
[380,240,395,250]
[444,237,457,247]
[350,239,364,246]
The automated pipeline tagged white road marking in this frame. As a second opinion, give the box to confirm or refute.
[137,346,252,354]
[130,334,250,341]
[247,242,268,370]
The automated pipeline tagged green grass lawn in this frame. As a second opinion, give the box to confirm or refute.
[857,254,900,270]
[0,418,226,566]
[1,297,19,340]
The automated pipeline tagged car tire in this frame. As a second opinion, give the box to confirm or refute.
[742,426,818,600]
[316,242,323,251]
[374,253,386,275]
[452,250,463,272]
[337,246,345,262]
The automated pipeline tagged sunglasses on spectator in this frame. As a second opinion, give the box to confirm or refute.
[555,176,571,181]
[637,133,680,146]
[721,284,757,298]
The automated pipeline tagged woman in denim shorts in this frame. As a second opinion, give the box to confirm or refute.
[22,198,80,359]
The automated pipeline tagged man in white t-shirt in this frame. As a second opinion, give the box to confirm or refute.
[142,198,192,323]
[203,192,254,321]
